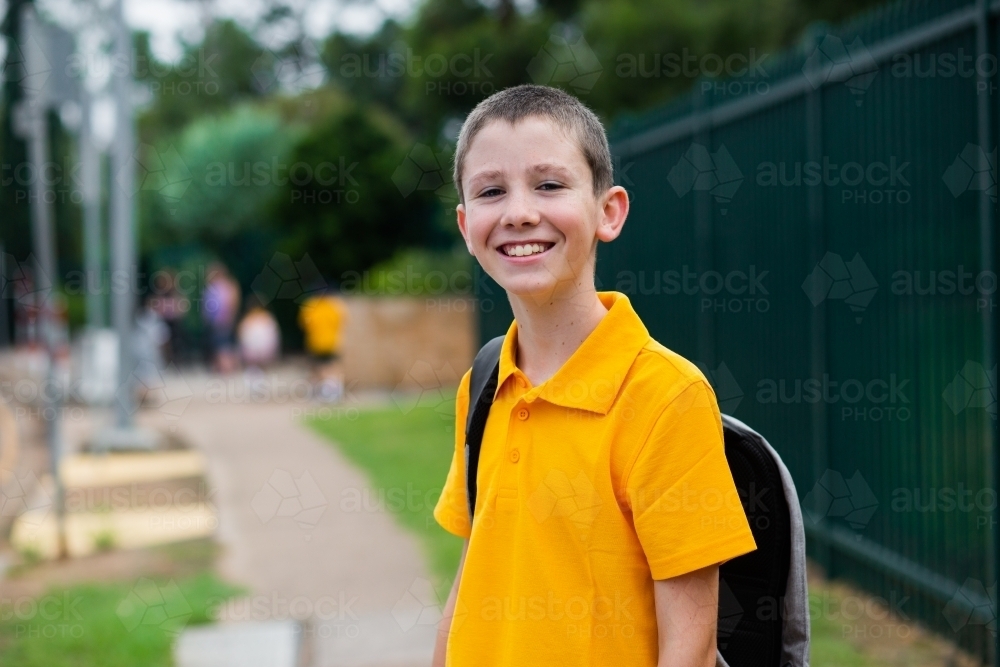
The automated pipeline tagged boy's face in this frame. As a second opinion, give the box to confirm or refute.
[456,116,628,305]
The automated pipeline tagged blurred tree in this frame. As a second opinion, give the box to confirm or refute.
[141,104,299,253]
[272,100,447,285]
[322,20,408,115]
[320,0,888,141]
[1,0,34,261]
[137,20,266,142]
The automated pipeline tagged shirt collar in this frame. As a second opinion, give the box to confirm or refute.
[495,292,650,414]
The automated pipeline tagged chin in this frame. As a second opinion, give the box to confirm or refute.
[494,276,558,301]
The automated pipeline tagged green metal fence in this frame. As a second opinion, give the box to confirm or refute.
[480,0,1000,660]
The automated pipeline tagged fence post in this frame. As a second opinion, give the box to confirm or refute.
[975,1,998,664]
[804,25,831,574]
[694,79,715,369]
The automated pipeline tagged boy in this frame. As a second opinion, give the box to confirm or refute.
[432,84,756,667]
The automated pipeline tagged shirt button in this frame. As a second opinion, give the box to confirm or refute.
[510,449,520,463]
[517,408,529,420]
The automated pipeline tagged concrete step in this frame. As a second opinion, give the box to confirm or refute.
[175,620,301,667]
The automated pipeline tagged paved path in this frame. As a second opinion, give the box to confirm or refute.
[137,369,439,667]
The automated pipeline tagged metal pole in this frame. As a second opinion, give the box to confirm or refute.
[693,82,715,368]
[109,0,136,426]
[974,2,998,664]
[21,4,65,558]
[80,88,105,329]
[805,26,830,574]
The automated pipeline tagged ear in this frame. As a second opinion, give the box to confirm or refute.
[456,203,475,255]
[595,185,629,243]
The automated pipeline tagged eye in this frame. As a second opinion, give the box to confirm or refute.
[539,181,563,191]
[480,187,504,198]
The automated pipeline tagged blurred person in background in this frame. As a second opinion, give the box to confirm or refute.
[298,288,347,402]
[237,296,281,370]
[131,295,170,405]
[202,262,241,374]
[152,269,189,364]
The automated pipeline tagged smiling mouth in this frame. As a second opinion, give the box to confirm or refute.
[498,242,555,257]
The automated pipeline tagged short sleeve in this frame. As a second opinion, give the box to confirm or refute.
[625,379,756,580]
[433,369,473,539]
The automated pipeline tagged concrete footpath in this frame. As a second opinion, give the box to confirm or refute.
[136,370,440,667]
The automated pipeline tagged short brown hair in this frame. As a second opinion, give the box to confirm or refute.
[452,84,613,205]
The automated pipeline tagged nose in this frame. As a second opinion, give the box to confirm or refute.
[499,184,540,229]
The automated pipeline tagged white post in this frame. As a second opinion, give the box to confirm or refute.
[109,0,136,427]
[21,5,65,558]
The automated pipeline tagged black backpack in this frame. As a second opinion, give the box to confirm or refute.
[463,336,810,667]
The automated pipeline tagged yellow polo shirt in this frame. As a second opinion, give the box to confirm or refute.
[298,295,347,355]
[433,291,756,666]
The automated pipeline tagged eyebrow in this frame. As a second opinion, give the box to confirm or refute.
[467,169,504,189]
[529,163,573,179]
[467,163,574,190]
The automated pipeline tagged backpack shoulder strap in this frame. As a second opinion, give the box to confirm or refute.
[464,335,505,523]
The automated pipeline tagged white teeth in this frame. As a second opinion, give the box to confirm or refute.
[505,243,548,257]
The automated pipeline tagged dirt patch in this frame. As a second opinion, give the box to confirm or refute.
[1,538,219,599]
[808,567,983,667]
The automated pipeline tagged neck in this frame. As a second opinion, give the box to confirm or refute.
[507,284,609,386]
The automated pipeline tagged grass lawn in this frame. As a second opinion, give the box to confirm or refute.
[307,393,464,594]
[0,572,243,667]
[808,584,881,667]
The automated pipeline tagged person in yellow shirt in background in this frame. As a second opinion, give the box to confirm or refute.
[298,289,348,402]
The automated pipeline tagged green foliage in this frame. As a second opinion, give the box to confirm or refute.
[808,587,882,667]
[272,103,445,284]
[142,105,300,250]
[137,21,267,139]
[322,0,888,140]
[342,246,474,297]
